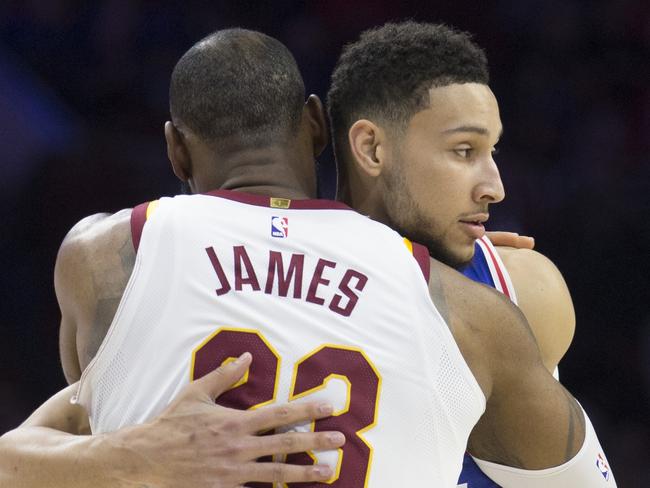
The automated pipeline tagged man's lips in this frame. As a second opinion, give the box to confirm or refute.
[458,214,489,239]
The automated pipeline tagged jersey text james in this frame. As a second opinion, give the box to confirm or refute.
[205,245,368,317]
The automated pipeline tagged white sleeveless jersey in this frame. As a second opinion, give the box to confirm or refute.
[76,190,485,487]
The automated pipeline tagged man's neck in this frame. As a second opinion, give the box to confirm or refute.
[219,185,313,200]
[192,146,317,199]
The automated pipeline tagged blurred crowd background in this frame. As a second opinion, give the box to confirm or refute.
[0,0,648,485]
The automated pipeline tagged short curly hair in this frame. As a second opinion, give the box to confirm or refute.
[327,21,489,157]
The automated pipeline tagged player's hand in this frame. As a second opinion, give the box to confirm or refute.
[486,231,535,250]
[107,353,344,488]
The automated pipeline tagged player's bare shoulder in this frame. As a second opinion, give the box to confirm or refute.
[495,247,575,372]
[55,210,134,382]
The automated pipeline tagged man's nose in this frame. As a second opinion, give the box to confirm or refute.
[474,157,505,203]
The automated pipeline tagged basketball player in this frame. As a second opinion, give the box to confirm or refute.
[328,21,573,378]
[326,21,597,486]
[1,28,614,487]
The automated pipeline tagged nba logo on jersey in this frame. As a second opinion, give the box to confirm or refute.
[596,452,610,480]
[271,216,289,238]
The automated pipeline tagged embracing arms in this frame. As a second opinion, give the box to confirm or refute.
[1,211,345,488]
[427,257,615,485]
[0,354,344,488]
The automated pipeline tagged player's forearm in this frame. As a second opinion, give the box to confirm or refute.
[0,426,139,488]
[473,404,616,487]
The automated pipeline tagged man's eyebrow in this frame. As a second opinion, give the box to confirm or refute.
[442,126,504,139]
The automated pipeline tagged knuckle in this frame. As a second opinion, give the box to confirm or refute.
[212,365,228,377]
[220,441,242,459]
[309,403,323,416]
[316,432,332,449]
[220,417,242,434]
[216,463,237,481]
[275,405,291,420]
[281,433,296,450]
[272,463,286,481]
[304,466,319,481]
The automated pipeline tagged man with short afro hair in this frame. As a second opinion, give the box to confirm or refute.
[328,21,489,175]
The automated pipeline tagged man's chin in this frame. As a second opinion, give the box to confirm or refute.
[450,246,475,269]
[424,239,475,270]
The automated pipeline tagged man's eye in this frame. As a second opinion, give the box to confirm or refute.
[454,148,473,158]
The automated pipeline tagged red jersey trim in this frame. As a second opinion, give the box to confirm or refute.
[204,189,353,210]
[131,202,149,252]
[478,236,512,300]
[411,242,431,283]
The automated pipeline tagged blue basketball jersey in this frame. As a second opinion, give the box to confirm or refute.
[461,237,517,303]
[457,236,517,488]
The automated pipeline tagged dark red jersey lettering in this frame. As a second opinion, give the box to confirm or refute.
[306,258,336,306]
[234,245,261,291]
[205,246,231,296]
[329,269,368,317]
[265,251,305,298]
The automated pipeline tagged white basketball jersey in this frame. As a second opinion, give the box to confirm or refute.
[75,190,485,487]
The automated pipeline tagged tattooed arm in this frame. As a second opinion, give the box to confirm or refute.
[55,210,134,382]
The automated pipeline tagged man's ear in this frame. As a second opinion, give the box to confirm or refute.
[348,119,386,177]
[304,94,329,157]
[164,121,192,182]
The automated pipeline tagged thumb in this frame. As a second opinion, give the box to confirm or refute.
[193,352,253,401]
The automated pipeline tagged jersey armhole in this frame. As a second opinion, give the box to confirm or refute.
[131,200,161,252]
[411,242,431,283]
[130,202,149,252]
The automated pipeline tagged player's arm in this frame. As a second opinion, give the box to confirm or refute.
[0,383,99,488]
[496,247,576,372]
[464,288,585,468]
[427,258,615,485]
[467,292,615,485]
[55,210,134,383]
[0,354,344,488]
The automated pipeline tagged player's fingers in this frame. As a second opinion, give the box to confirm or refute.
[240,461,334,484]
[485,231,536,249]
[243,430,345,459]
[244,401,334,433]
[485,231,519,247]
[192,352,253,401]
[517,235,535,249]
